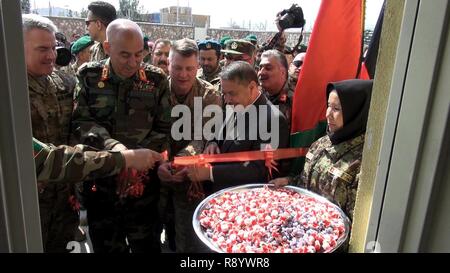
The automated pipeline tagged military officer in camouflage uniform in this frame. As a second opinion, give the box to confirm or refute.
[152,39,172,74]
[271,80,373,222]
[218,36,232,67]
[22,14,80,253]
[157,38,222,253]
[197,40,222,89]
[221,39,256,67]
[70,35,95,74]
[287,52,305,91]
[72,19,171,253]
[258,49,294,130]
[86,1,117,62]
[33,138,162,183]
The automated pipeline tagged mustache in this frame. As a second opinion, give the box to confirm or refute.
[158,61,168,66]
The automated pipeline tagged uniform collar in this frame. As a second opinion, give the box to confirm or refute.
[263,79,291,104]
[103,58,142,83]
[27,73,52,95]
[325,134,365,160]
[203,65,221,79]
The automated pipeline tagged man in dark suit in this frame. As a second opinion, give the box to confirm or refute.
[187,61,290,191]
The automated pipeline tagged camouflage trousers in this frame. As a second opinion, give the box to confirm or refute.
[82,169,161,253]
[39,182,79,253]
[161,181,213,253]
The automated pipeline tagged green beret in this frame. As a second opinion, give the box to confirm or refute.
[71,35,94,55]
[219,36,232,48]
[245,34,257,42]
[245,34,258,46]
[221,39,255,56]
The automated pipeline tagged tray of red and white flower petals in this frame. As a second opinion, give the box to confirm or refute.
[193,184,350,253]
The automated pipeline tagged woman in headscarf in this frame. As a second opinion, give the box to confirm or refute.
[271,79,373,221]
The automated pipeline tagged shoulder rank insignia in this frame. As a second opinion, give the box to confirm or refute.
[98,65,109,88]
[100,65,109,81]
[139,68,149,83]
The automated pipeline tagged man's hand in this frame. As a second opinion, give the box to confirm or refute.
[203,142,220,155]
[269,177,289,188]
[187,164,211,183]
[275,12,284,32]
[121,149,162,171]
[157,162,187,183]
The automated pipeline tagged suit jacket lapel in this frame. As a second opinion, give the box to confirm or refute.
[220,94,266,153]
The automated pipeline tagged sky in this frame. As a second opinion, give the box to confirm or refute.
[33,0,384,31]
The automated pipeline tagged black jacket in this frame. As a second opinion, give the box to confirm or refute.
[210,94,290,191]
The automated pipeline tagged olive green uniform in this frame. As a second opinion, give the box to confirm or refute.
[72,59,171,252]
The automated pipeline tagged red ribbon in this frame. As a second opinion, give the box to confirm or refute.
[68,194,80,212]
[116,168,148,198]
[174,147,307,179]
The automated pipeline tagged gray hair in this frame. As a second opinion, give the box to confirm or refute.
[261,49,288,80]
[22,14,57,34]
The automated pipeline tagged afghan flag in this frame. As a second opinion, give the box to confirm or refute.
[290,0,365,173]
[359,0,386,80]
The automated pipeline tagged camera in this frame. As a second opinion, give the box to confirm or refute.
[277,4,305,30]
[261,4,306,53]
[55,32,72,67]
[56,45,72,66]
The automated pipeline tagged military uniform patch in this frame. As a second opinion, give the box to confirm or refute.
[231,42,238,50]
[328,166,353,183]
[133,80,155,92]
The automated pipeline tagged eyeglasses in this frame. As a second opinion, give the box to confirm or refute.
[293,60,303,68]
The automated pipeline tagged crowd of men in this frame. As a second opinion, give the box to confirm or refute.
[24,1,307,253]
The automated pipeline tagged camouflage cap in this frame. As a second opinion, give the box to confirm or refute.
[221,39,256,56]
[198,40,221,54]
[71,35,94,55]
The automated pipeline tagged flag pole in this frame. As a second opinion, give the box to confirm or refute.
[356,0,366,78]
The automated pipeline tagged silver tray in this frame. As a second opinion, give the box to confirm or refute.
[192,183,351,253]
